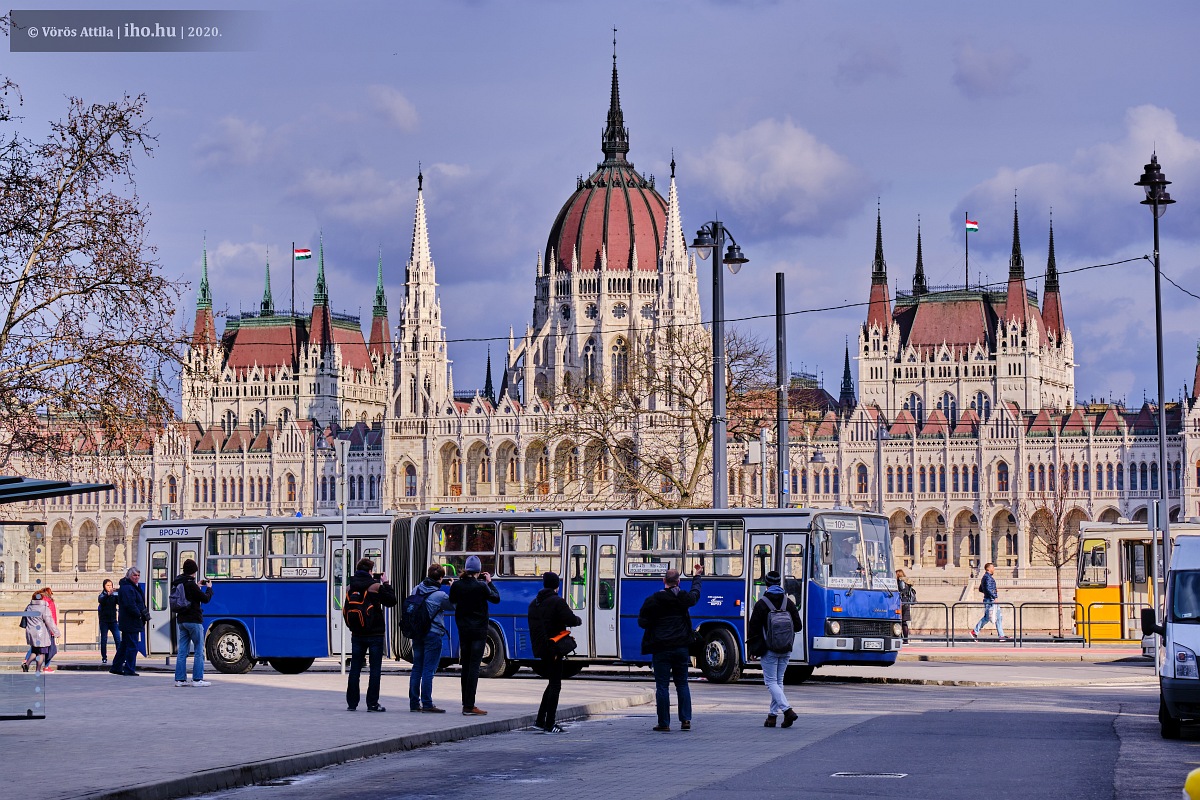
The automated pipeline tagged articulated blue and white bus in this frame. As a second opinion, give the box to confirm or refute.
[141,507,901,682]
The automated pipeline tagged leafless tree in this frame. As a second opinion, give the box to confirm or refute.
[0,62,185,469]
[542,325,773,509]
[1028,475,1081,637]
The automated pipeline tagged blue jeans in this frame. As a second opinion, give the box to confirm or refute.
[761,650,791,716]
[409,631,443,709]
[973,602,1005,637]
[175,622,205,682]
[99,621,121,661]
[348,635,385,709]
[651,647,692,727]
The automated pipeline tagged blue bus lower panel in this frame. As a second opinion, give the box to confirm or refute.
[202,580,329,659]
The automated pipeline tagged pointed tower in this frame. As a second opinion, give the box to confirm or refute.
[866,207,891,330]
[839,342,856,411]
[1193,342,1200,402]
[309,234,334,352]
[260,253,274,317]
[192,244,217,348]
[656,156,702,330]
[1041,217,1066,341]
[601,43,629,164]
[368,248,390,362]
[912,220,927,297]
[483,347,495,405]
[183,243,220,426]
[1003,202,1030,327]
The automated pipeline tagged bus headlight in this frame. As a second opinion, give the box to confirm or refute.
[893,622,903,637]
[1175,644,1199,680]
[827,619,841,635]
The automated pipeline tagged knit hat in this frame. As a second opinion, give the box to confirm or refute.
[465,555,482,573]
[764,570,781,586]
[182,558,199,575]
[542,571,560,589]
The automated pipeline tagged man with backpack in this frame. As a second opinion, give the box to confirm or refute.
[344,558,397,711]
[527,571,581,734]
[170,559,214,687]
[746,570,802,728]
[405,564,454,713]
[637,565,703,732]
[448,555,500,716]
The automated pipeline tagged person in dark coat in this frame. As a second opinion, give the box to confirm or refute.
[527,571,580,734]
[97,579,121,666]
[638,565,703,732]
[449,554,500,715]
[896,569,915,643]
[171,559,214,686]
[111,567,148,676]
[346,558,397,711]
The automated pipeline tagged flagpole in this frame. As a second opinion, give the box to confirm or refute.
[964,211,969,289]
[291,240,295,317]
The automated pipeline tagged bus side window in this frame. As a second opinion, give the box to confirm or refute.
[1077,539,1107,588]
[1127,543,1147,585]
[598,544,617,611]
[750,544,772,605]
[151,549,169,611]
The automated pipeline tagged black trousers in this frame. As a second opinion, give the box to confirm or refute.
[347,634,384,709]
[536,656,563,729]
[459,633,486,710]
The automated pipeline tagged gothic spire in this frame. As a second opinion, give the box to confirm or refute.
[368,246,390,362]
[1045,214,1059,293]
[871,203,886,283]
[601,32,630,164]
[191,241,217,348]
[866,205,892,331]
[373,247,387,317]
[1004,200,1030,326]
[1009,199,1025,280]
[198,240,212,310]
[912,219,927,297]
[839,341,856,410]
[483,347,495,405]
[1041,213,1066,340]
[410,168,432,268]
[313,232,329,306]
[660,154,687,268]
[260,252,274,316]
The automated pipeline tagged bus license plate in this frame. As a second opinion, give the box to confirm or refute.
[862,638,883,650]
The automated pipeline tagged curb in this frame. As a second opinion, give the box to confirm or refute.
[75,691,655,800]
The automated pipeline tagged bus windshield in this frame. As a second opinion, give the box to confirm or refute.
[814,515,894,591]
[861,517,896,591]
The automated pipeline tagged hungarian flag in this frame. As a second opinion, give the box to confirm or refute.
[965,219,979,233]
[294,248,312,260]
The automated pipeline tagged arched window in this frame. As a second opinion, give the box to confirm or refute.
[222,478,228,503]
[1151,462,1159,491]
[940,392,958,426]
[887,466,895,494]
[194,478,200,502]
[800,469,807,493]
[1038,464,1046,492]
[320,476,328,502]
[1140,462,1149,491]
[168,476,177,505]
[792,470,800,494]
[905,393,925,424]
[974,391,992,421]
[1072,463,1080,491]
[856,464,868,493]
[1107,463,1114,490]
[357,475,365,501]
[1116,463,1124,490]
[822,469,830,494]
[265,477,270,503]
[287,474,296,502]
[832,468,840,494]
[952,465,960,493]
[611,338,629,390]
[583,338,598,386]
[1082,463,1090,491]
[405,464,417,497]
[1028,465,1035,492]
[369,475,377,501]
[939,466,946,493]
[996,462,1009,492]
[971,466,979,493]
[919,466,927,493]
[906,467,914,494]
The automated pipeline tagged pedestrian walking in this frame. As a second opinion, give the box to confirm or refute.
[896,569,915,643]
[111,567,149,676]
[970,562,1006,641]
[527,571,580,734]
[448,555,500,716]
[21,591,59,672]
[637,565,703,732]
[172,559,214,687]
[40,587,59,672]
[345,558,397,711]
[746,571,802,728]
[97,579,121,666]
[408,563,454,713]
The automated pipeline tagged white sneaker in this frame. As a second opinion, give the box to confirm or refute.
[175,680,192,687]
[192,680,212,687]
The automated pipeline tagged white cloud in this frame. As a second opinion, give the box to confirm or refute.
[684,118,871,237]
[288,167,411,226]
[952,42,1029,99]
[194,116,268,170]
[366,85,419,133]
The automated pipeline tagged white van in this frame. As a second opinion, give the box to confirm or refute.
[1142,534,1200,739]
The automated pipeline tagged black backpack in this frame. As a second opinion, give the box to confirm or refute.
[400,584,434,638]
[763,594,796,653]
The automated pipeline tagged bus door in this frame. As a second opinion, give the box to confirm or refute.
[1120,539,1150,638]
[562,534,619,658]
[146,538,200,655]
[781,534,807,662]
[327,536,386,653]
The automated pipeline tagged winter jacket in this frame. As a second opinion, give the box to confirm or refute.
[746,586,802,657]
[979,572,998,603]
[449,574,500,639]
[898,579,916,622]
[637,575,703,654]
[346,568,397,637]
[527,588,581,659]
[170,573,214,625]
[97,590,119,623]
[416,578,454,638]
[117,576,149,634]
[23,597,59,649]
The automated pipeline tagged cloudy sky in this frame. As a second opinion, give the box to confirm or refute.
[8,0,1200,408]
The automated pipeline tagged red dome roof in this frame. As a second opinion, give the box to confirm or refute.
[545,58,667,273]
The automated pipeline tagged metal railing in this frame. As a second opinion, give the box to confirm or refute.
[904,600,1147,648]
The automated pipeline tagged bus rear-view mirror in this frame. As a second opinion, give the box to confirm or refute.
[819,538,831,566]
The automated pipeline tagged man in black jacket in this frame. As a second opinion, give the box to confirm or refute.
[449,555,500,716]
[346,558,398,712]
[638,565,703,732]
[527,571,580,734]
[171,559,214,687]
[111,567,148,676]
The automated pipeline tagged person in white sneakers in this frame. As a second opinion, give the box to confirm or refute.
[172,559,214,686]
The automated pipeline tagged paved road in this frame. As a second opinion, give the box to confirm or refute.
[196,676,1188,800]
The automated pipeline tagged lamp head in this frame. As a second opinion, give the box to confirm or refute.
[691,227,715,260]
[810,448,827,464]
[1137,153,1176,215]
[723,243,748,274]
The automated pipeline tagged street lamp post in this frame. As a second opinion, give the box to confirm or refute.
[691,221,748,510]
[334,437,350,675]
[876,420,890,514]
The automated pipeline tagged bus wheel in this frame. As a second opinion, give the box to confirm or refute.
[1160,694,1183,739]
[267,657,315,675]
[699,628,742,683]
[784,665,814,685]
[207,624,254,674]
[479,627,509,679]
